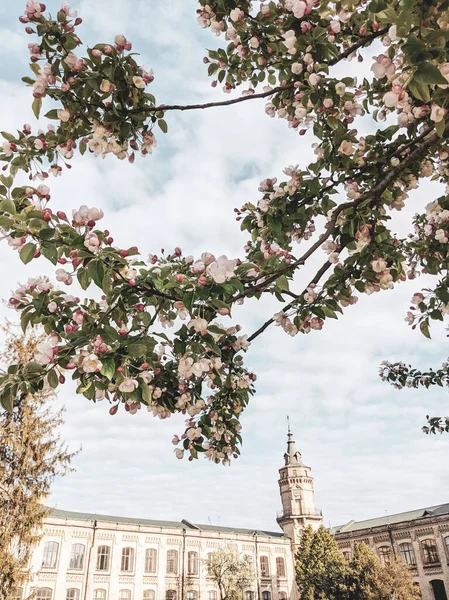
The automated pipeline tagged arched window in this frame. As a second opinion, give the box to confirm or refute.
[42,542,59,568]
[143,592,155,600]
[207,592,217,600]
[262,592,271,600]
[96,546,111,571]
[399,542,416,565]
[69,544,85,569]
[422,539,439,564]
[188,551,199,575]
[119,591,131,600]
[36,590,53,600]
[378,545,392,565]
[276,556,286,577]
[260,555,269,576]
[121,547,135,572]
[186,593,197,600]
[145,548,157,573]
[342,551,351,561]
[279,594,287,600]
[166,549,178,574]
[165,592,177,600]
[445,536,449,557]
[93,591,106,600]
[66,590,80,600]
[245,593,254,600]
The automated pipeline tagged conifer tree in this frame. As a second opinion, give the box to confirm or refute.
[0,326,76,599]
[296,525,348,600]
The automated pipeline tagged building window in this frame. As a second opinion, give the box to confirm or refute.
[378,545,392,565]
[69,544,85,570]
[119,591,131,600]
[93,591,106,600]
[343,551,351,561]
[207,552,215,575]
[13,589,23,600]
[262,593,271,600]
[188,551,199,575]
[166,549,178,574]
[145,548,157,573]
[96,546,111,571]
[121,547,135,572]
[66,590,80,600]
[279,594,287,600]
[260,556,269,577]
[276,556,286,577]
[165,592,177,600]
[399,542,416,566]
[445,536,449,557]
[42,542,59,569]
[36,590,53,600]
[143,592,155,600]
[422,539,439,564]
[207,592,217,600]
[186,593,197,600]
[245,593,254,600]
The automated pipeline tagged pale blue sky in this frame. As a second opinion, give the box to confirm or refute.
[0,1,448,532]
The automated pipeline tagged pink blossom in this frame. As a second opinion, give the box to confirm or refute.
[119,378,139,393]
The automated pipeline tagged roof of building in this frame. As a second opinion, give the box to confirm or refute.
[48,508,285,539]
[333,503,449,534]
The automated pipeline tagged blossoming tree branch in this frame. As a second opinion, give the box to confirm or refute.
[1,0,449,464]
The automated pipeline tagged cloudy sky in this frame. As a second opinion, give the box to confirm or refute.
[0,0,448,532]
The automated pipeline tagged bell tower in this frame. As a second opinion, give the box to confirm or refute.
[277,418,323,548]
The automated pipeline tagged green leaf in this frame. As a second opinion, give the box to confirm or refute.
[415,63,448,85]
[127,343,147,357]
[408,77,430,102]
[1,132,15,142]
[32,97,42,119]
[276,275,290,292]
[0,198,16,214]
[47,369,59,389]
[23,362,44,379]
[40,243,58,265]
[140,381,153,404]
[45,109,59,120]
[100,358,116,380]
[0,389,14,413]
[435,118,446,138]
[420,320,431,339]
[20,242,37,265]
[158,119,168,133]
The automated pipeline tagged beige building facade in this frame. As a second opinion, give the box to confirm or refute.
[17,429,449,600]
[334,503,449,600]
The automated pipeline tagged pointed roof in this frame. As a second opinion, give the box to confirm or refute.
[283,417,303,466]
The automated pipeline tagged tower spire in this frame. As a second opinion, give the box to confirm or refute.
[283,417,302,466]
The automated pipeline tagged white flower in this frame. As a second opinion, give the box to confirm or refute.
[186,427,202,440]
[84,232,101,252]
[309,74,321,87]
[338,140,354,155]
[140,371,153,384]
[187,318,208,333]
[81,354,103,373]
[291,62,303,75]
[431,104,446,123]
[282,30,297,54]
[230,8,244,21]
[371,258,388,273]
[249,36,259,49]
[206,255,237,283]
[55,269,73,285]
[48,301,58,313]
[233,334,250,351]
[133,76,145,89]
[119,378,139,393]
[100,79,114,94]
[57,109,71,122]
[35,342,54,365]
[175,449,184,459]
